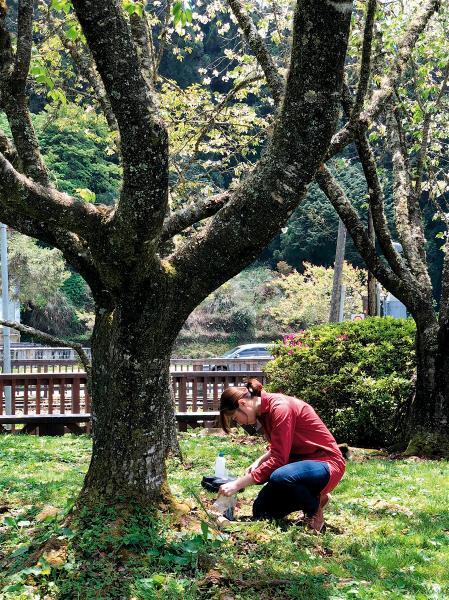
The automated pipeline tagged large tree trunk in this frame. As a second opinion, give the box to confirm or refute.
[80,300,180,505]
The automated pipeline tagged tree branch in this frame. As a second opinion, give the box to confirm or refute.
[414,62,449,195]
[439,237,449,327]
[72,0,169,246]
[315,164,416,307]
[388,110,431,291]
[351,0,377,120]
[0,4,50,185]
[45,5,119,133]
[0,128,19,168]
[129,10,154,89]
[0,319,91,375]
[227,0,284,106]
[155,0,172,75]
[172,74,263,190]
[0,151,106,239]
[161,191,231,241]
[12,0,34,93]
[328,0,441,158]
[354,129,407,278]
[340,81,407,279]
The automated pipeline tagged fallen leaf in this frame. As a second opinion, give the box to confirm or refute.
[172,501,191,515]
[43,546,67,567]
[36,506,59,522]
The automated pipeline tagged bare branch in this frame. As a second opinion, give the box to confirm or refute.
[161,191,231,241]
[227,0,284,106]
[355,130,407,278]
[12,0,34,93]
[388,110,431,289]
[0,319,91,375]
[352,0,377,119]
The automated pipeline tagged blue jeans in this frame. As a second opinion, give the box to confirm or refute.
[252,460,330,520]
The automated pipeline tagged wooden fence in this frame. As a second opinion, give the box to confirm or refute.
[0,370,267,434]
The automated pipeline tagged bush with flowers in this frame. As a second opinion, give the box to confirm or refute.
[265,317,416,447]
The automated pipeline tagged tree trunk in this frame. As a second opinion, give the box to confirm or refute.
[367,208,377,316]
[412,316,439,429]
[80,300,180,506]
[406,313,449,454]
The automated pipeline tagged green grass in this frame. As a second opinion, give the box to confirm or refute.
[0,433,448,599]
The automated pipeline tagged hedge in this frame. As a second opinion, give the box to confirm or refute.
[265,317,416,447]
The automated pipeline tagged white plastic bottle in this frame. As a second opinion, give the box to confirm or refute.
[214,451,227,478]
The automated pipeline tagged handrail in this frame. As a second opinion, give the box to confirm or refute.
[0,370,267,418]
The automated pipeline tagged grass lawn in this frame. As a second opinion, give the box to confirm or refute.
[0,433,448,599]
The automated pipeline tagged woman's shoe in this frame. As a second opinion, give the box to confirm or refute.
[305,493,331,534]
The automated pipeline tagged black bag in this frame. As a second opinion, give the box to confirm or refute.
[201,475,236,493]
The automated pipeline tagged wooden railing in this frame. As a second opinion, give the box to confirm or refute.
[1,347,271,371]
[1,356,271,374]
[0,346,91,362]
[170,357,271,372]
[11,360,85,373]
[0,373,91,416]
[0,370,267,434]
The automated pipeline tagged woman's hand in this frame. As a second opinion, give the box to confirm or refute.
[219,473,256,496]
[219,480,241,497]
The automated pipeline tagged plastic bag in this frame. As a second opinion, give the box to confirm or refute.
[212,494,237,520]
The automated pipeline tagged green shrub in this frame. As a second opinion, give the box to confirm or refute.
[265,317,416,447]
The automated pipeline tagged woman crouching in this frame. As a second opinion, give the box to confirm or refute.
[218,378,345,533]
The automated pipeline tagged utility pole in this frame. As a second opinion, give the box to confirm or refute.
[329,218,347,322]
[1,223,12,415]
[367,208,377,315]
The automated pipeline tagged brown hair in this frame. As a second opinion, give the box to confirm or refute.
[219,378,263,433]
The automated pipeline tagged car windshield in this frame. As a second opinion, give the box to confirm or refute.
[222,347,241,357]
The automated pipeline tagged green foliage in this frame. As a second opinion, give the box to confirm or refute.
[7,231,70,308]
[266,318,417,447]
[181,266,280,343]
[34,107,121,206]
[61,272,93,310]
[269,262,366,329]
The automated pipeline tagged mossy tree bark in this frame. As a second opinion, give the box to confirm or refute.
[0,0,353,504]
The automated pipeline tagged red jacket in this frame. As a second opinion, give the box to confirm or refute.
[250,391,345,495]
